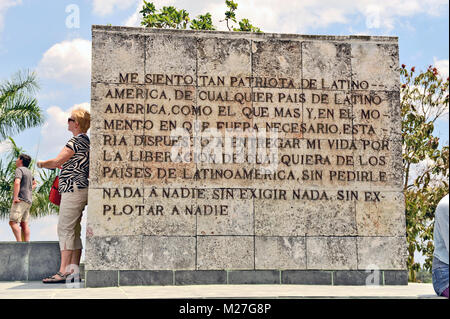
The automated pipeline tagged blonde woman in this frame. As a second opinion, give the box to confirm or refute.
[38,108,90,283]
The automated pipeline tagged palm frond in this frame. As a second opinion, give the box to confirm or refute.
[0,70,39,104]
[0,70,44,140]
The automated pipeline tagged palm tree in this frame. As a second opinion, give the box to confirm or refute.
[0,137,59,219]
[0,70,54,219]
[0,70,44,139]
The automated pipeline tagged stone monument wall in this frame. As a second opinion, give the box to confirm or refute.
[86,25,407,287]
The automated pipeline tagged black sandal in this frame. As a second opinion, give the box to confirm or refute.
[42,272,67,284]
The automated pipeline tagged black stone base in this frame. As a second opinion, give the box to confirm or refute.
[84,270,408,288]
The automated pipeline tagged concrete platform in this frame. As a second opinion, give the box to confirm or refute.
[0,282,444,299]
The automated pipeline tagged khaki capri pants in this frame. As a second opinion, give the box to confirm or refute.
[58,184,88,251]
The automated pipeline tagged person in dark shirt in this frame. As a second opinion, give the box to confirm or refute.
[9,154,36,242]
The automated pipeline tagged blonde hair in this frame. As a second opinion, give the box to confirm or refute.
[72,108,91,133]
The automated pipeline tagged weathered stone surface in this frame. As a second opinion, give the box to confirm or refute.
[356,191,406,236]
[357,236,408,270]
[351,43,399,92]
[196,189,254,236]
[86,188,145,237]
[141,236,196,270]
[306,237,358,270]
[255,197,356,236]
[197,236,254,270]
[85,236,143,270]
[301,89,354,141]
[197,37,251,80]
[92,31,145,83]
[352,139,403,192]
[255,199,306,236]
[145,34,197,79]
[142,188,197,236]
[302,42,352,85]
[87,26,405,283]
[352,91,402,141]
[255,237,306,269]
[252,39,302,79]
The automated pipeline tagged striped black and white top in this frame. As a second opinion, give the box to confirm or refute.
[59,134,90,193]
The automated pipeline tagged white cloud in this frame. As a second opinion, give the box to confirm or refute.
[0,138,12,154]
[434,58,449,79]
[0,0,21,32]
[92,0,139,16]
[39,102,90,158]
[37,38,91,88]
[124,2,144,27]
[124,0,449,33]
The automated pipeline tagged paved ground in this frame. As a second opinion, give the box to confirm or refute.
[0,281,444,299]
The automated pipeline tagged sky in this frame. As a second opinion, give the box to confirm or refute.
[0,0,448,264]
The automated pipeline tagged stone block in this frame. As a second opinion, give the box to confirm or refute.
[281,270,332,285]
[357,236,408,270]
[196,189,254,236]
[252,39,302,80]
[145,33,197,80]
[228,270,280,284]
[142,188,197,236]
[85,236,143,270]
[255,237,306,269]
[356,191,406,236]
[197,37,251,81]
[255,199,306,236]
[352,139,403,192]
[302,41,352,86]
[175,270,227,285]
[334,270,382,285]
[141,236,196,270]
[86,188,145,237]
[384,270,408,285]
[197,236,254,270]
[92,30,146,83]
[352,91,402,141]
[119,270,173,286]
[85,270,118,287]
[306,237,358,270]
[351,43,399,92]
